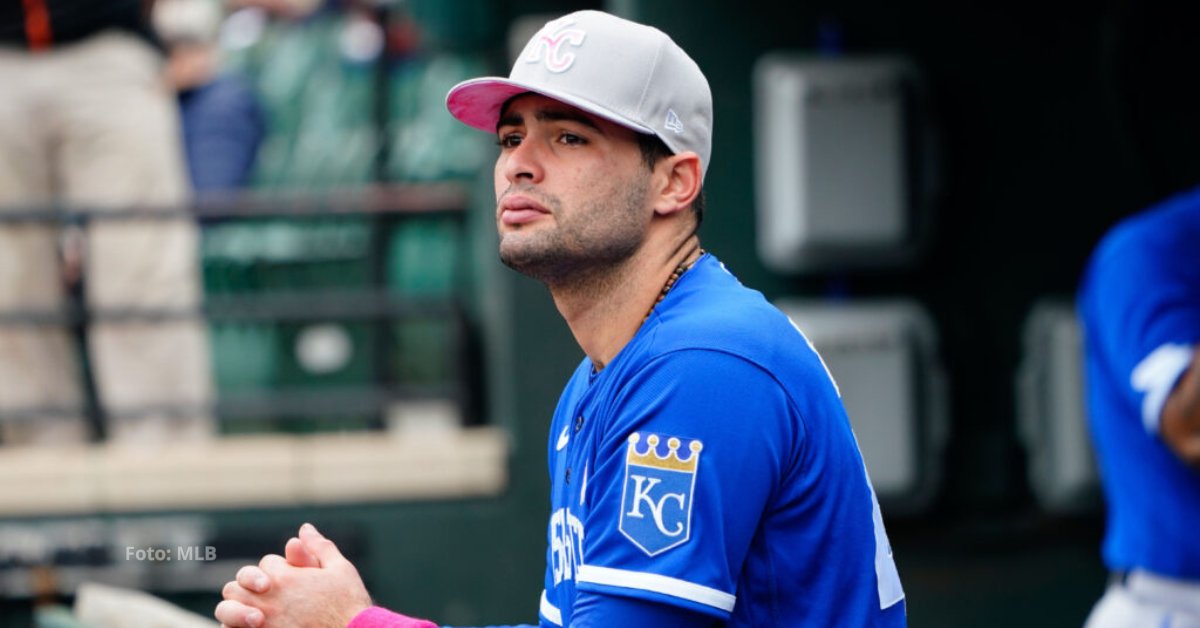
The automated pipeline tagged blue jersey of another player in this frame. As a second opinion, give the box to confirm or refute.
[1078,187,1200,579]
[538,253,906,626]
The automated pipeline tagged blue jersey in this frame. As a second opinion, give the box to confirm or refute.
[1078,188,1200,579]
[538,254,906,626]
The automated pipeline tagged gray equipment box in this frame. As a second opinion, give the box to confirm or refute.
[776,299,947,514]
[1017,300,1100,514]
[754,55,928,272]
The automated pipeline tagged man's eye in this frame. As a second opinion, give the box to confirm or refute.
[497,134,522,149]
[559,132,586,146]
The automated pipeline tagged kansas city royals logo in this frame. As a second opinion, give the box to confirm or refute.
[524,18,587,73]
[619,432,703,556]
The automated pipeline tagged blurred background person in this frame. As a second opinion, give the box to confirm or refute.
[0,0,214,444]
[1078,187,1200,626]
[155,0,266,195]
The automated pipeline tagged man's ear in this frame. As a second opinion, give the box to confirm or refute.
[652,152,702,217]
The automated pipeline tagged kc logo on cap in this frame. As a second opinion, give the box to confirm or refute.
[525,17,587,73]
[445,10,713,177]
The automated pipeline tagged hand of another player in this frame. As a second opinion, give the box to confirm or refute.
[1161,347,1200,467]
[215,523,373,628]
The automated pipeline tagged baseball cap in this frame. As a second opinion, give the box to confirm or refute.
[445,10,713,177]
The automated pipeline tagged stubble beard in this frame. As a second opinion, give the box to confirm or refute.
[498,177,648,291]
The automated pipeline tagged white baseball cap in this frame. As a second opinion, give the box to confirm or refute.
[445,10,713,177]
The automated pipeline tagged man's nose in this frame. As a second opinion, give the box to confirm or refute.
[501,137,545,184]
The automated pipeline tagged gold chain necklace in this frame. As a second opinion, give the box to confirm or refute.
[642,249,705,324]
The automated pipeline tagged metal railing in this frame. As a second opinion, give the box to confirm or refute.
[0,184,479,441]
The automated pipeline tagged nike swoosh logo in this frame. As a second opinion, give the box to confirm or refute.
[556,425,570,451]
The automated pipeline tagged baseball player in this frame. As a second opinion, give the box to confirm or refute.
[217,10,906,627]
[1079,188,1200,627]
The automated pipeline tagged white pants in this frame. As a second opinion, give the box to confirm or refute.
[0,31,213,445]
[1085,571,1200,628]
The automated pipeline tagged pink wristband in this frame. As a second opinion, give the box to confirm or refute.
[347,606,438,628]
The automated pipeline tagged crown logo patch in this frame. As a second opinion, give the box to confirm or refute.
[525,18,587,73]
[619,432,703,556]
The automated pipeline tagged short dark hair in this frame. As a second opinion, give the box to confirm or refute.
[636,133,704,225]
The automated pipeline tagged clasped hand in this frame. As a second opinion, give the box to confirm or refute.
[215,523,373,628]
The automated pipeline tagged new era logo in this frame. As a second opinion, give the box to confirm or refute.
[664,109,684,134]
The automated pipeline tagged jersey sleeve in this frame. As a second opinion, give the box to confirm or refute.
[574,349,800,620]
[568,588,719,626]
[1082,226,1200,433]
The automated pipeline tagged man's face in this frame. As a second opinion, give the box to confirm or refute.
[493,94,653,286]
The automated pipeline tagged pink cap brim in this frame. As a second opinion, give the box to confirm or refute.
[446,77,654,135]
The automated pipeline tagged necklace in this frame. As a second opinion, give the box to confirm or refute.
[642,249,705,324]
